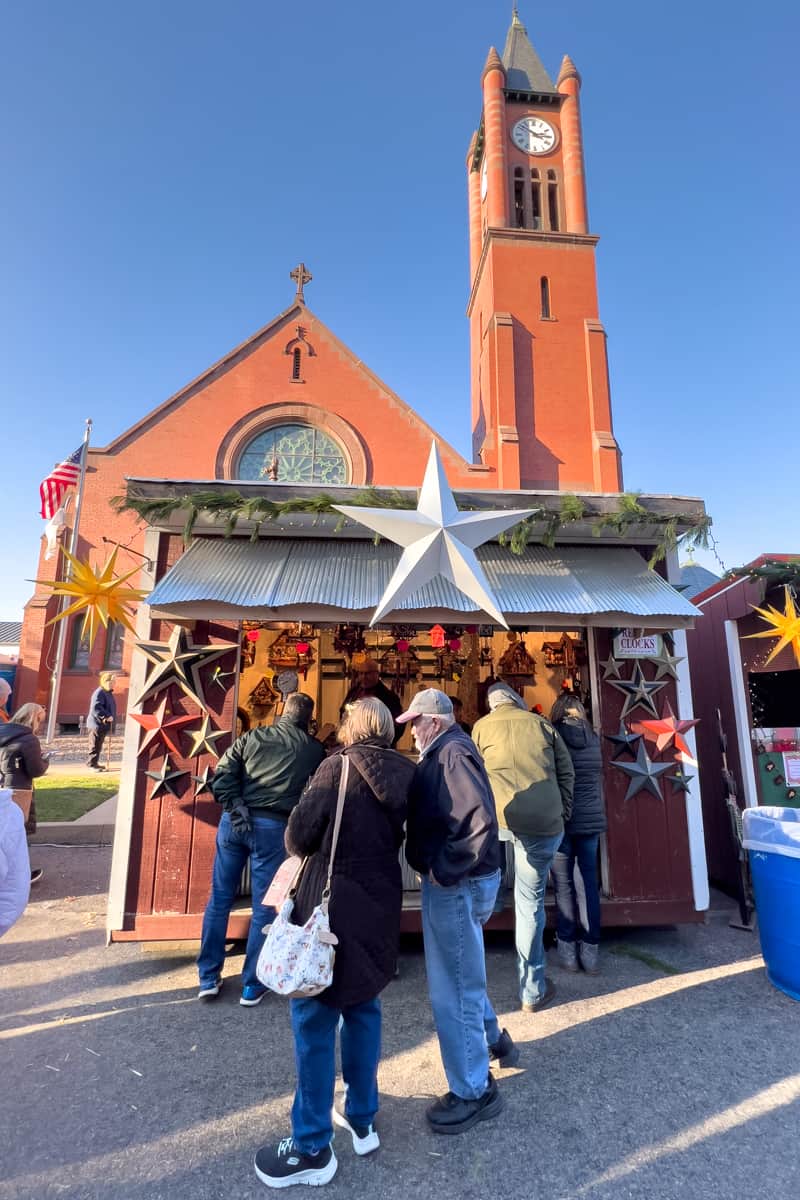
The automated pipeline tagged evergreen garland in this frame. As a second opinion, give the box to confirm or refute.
[113,487,711,567]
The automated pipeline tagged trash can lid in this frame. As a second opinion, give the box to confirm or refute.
[742,806,800,859]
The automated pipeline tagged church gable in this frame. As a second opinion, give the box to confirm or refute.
[95,291,485,490]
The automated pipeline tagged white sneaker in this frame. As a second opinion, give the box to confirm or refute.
[332,1108,380,1156]
[198,977,223,1000]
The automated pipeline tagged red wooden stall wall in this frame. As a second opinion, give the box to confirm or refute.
[594,629,694,911]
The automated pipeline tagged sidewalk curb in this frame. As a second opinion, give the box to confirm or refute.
[31,822,115,846]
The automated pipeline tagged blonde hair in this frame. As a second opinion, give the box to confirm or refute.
[99,671,115,689]
[12,703,45,732]
[338,697,394,748]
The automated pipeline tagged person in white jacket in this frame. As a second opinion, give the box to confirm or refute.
[0,788,30,938]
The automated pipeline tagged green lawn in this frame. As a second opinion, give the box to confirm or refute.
[34,775,120,822]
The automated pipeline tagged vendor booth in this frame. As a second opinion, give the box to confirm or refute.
[106,460,708,941]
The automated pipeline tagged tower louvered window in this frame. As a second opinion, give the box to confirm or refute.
[530,169,542,230]
[547,169,560,232]
[292,347,302,381]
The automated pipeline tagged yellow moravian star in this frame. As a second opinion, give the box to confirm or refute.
[746,586,800,668]
[38,547,147,650]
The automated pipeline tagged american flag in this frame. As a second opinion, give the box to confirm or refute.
[39,446,83,520]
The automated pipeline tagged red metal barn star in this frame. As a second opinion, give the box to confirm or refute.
[129,695,196,756]
[633,701,699,765]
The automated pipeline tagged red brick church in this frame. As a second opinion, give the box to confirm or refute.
[18,9,623,725]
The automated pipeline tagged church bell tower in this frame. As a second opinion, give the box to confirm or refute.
[467,8,622,492]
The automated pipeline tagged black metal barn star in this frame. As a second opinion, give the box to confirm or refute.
[134,626,238,710]
[604,722,642,761]
[144,757,190,799]
[612,741,673,802]
[606,663,668,719]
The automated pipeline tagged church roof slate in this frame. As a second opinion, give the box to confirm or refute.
[501,9,558,95]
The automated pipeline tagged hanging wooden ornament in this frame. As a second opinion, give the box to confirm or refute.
[38,547,146,650]
[745,586,800,668]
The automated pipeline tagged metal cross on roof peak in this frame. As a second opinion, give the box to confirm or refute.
[290,262,312,303]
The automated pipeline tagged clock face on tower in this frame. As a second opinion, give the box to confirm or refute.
[511,116,557,155]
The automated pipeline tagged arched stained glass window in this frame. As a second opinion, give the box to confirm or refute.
[236,423,349,484]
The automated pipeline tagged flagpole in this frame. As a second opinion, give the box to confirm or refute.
[44,418,93,746]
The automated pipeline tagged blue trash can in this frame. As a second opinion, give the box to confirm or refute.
[742,806,800,1001]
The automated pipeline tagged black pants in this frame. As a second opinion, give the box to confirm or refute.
[87,727,108,768]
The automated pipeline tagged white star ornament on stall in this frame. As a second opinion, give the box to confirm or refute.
[333,442,537,629]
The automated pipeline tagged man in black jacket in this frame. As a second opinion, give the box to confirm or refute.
[197,693,324,1007]
[401,689,517,1135]
[340,659,403,745]
[85,672,117,770]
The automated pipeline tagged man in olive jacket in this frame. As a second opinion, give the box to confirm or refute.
[197,693,324,1007]
[472,683,574,1012]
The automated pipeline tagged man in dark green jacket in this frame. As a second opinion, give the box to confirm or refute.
[472,683,574,1013]
[197,693,325,1007]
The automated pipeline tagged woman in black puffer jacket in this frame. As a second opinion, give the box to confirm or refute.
[549,695,606,975]
[253,696,415,1189]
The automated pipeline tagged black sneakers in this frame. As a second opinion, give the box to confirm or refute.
[426,1073,504,1135]
[332,1107,380,1155]
[521,978,557,1013]
[30,867,44,886]
[254,1138,337,1188]
[488,1027,520,1068]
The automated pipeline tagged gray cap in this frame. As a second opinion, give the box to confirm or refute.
[396,688,454,723]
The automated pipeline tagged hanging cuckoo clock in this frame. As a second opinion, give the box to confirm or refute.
[333,624,366,664]
[248,675,279,712]
[379,642,422,690]
[268,625,316,678]
[498,632,537,686]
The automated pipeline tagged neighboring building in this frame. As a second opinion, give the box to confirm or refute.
[0,620,21,701]
[96,12,710,940]
[680,561,720,600]
[687,556,800,892]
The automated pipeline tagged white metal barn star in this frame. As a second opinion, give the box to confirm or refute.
[333,442,537,628]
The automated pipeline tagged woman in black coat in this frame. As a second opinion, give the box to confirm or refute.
[254,697,415,1190]
[549,695,606,976]
[0,703,49,886]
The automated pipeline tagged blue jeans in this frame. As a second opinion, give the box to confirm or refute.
[290,996,382,1155]
[512,831,563,1006]
[197,810,286,990]
[550,832,601,945]
[421,869,502,1100]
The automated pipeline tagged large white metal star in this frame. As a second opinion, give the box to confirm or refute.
[333,442,537,628]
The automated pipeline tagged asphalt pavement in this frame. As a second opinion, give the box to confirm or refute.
[1,846,798,1200]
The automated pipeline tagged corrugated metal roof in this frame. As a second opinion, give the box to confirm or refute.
[0,621,22,645]
[145,538,699,625]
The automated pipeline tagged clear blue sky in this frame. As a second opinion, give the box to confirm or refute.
[2,1,798,621]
